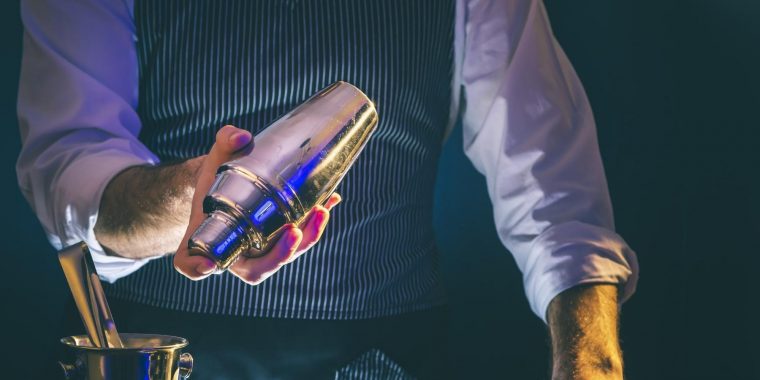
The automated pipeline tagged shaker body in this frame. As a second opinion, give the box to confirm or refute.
[189,81,378,269]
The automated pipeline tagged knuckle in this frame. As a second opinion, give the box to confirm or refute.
[301,234,318,246]
[174,266,197,280]
[297,244,313,254]
[243,266,282,285]
[173,256,204,281]
[232,266,263,285]
[172,257,184,272]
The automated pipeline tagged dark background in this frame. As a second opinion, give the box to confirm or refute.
[2,1,758,379]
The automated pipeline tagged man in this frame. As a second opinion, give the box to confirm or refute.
[17,0,638,378]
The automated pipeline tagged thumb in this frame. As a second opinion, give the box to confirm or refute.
[212,125,253,159]
[175,125,253,280]
[190,125,253,222]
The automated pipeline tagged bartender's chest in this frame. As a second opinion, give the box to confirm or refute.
[134,0,456,161]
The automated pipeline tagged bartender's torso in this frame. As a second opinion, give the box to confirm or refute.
[105,0,455,319]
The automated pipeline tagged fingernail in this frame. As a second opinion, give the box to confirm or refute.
[327,195,342,210]
[229,131,248,144]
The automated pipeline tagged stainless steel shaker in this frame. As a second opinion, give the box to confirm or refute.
[188,81,379,270]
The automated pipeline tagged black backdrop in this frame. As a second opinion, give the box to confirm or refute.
[1,1,758,379]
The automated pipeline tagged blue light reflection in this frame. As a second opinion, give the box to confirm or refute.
[214,227,244,257]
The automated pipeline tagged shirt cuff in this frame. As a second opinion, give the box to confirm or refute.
[522,221,639,324]
[51,146,159,283]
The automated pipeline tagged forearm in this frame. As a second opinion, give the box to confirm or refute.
[547,284,622,380]
[94,157,203,259]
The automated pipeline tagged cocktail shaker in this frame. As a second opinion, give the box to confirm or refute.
[188,81,379,270]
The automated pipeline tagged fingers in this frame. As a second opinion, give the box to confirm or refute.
[174,245,217,280]
[285,206,329,262]
[324,192,342,210]
[214,124,254,156]
[299,206,330,251]
[193,126,253,210]
[229,225,303,285]
[190,126,252,216]
[284,192,341,263]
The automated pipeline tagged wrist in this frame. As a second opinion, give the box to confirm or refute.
[552,347,622,380]
[548,284,623,380]
[95,158,201,258]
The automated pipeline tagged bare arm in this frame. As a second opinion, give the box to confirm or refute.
[94,157,203,259]
[548,284,623,380]
[94,125,338,286]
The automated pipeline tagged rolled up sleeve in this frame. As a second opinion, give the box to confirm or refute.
[16,0,158,281]
[459,0,638,322]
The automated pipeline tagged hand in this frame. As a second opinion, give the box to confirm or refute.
[547,284,623,380]
[173,125,341,284]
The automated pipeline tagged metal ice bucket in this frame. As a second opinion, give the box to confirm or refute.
[56,243,193,379]
[59,333,193,380]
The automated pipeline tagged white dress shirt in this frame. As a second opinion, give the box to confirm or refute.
[16,0,638,322]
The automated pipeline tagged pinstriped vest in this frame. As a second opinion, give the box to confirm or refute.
[105,0,455,319]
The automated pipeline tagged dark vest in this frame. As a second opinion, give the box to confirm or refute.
[105,0,455,319]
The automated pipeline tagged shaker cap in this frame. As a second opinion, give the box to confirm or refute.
[188,210,254,270]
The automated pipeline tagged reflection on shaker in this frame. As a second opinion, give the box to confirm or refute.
[189,81,379,270]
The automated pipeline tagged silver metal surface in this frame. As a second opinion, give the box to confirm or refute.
[58,243,194,379]
[189,81,379,270]
[59,333,193,380]
[58,242,124,349]
[178,353,194,379]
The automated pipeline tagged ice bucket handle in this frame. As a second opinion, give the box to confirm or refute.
[58,360,81,379]
[179,352,194,378]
